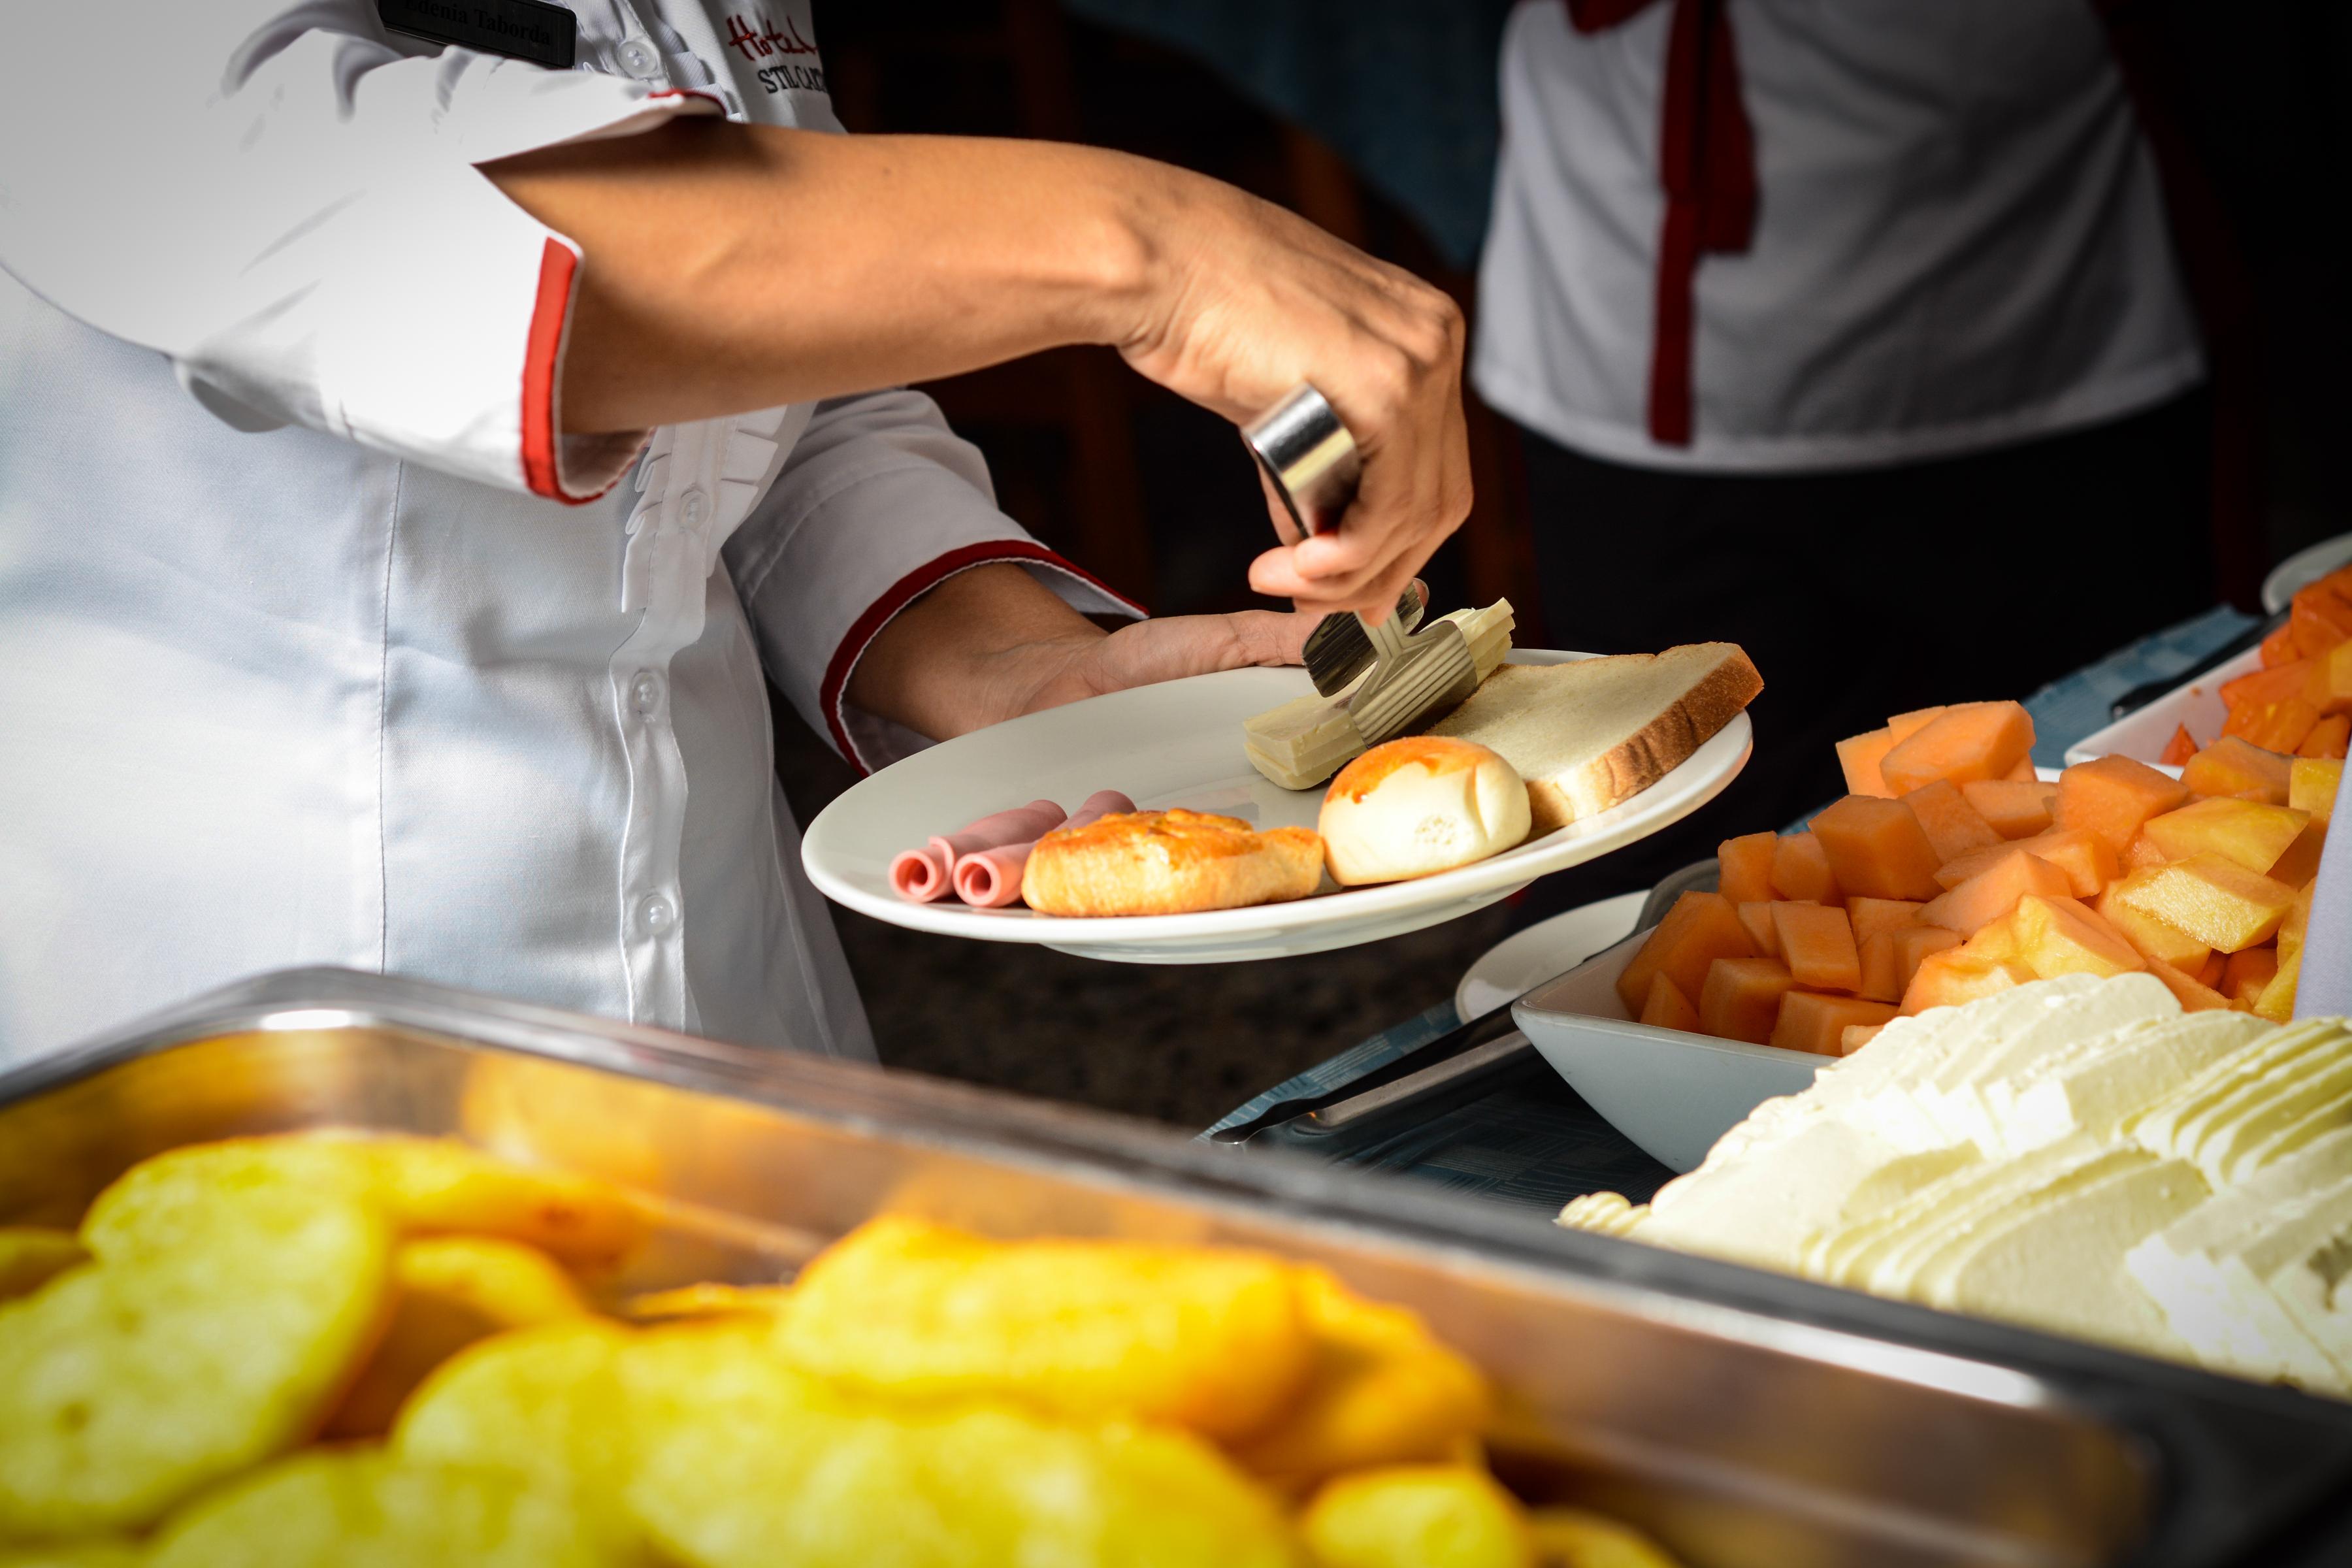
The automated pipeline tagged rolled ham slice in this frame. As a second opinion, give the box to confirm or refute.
[891,798,1066,904]
[953,791,1136,909]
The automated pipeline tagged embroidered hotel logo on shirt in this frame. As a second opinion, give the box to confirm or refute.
[377,0,577,69]
[723,8,828,95]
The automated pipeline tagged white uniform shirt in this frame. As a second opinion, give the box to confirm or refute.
[1474,0,2208,472]
[0,0,1136,1064]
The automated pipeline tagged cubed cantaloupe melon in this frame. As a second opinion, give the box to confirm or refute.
[2291,581,2352,660]
[2223,697,2321,755]
[1848,897,1924,944]
[1736,900,1784,960]
[1961,778,2058,840]
[2270,823,2327,887]
[2181,738,2294,805]
[1717,831,1778,904]
[1639,973,1701,1033]
[2289,758,2342,821]
[2108,855,2296,954]
[1700,957,1797,1045]
[2142,796,2310,875]
[2161,725,2201,766]
[1835,728,1898,798]
[2304,641,2352,716]
[1887,706,1946,743]
[1840,1023,1887,1055]
[2009,894,2145,981]
[2053,754,2190,857]
[1934,828,2115,898]
[2298,713,2349,759]
[1900,949,2033,1015]
[1772,902,1861,993]
[2255,948,2301,1022]
[2121,832,2170,872]
[2223,947,2279,1006]
[1919,849,2074,935]
[1770,832,1842,904]
[1901,779,2004,863]
[2146,957,2236,1013]
[1808,795,1944,902]
[2093,882,2211,973]
[1880,702,2036,795]
[1615,892,1759,1013]
[1770,992,1897,1056]
[1858,924,1963,1003]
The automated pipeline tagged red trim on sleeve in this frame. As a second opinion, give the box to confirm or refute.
[520,238,589,503]
[817,541,1148,774]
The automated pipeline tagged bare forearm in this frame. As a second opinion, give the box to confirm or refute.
[487,122,1164,433]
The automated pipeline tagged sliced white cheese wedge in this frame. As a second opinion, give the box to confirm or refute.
[2131,1019,2351,1185]
[1988,1011,2272,1157]
[1923,974,2180,1149]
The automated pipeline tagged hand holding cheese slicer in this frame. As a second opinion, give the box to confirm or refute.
[1241,384,1476,746]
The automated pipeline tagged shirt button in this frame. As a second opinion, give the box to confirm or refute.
[678,488,708,529]
[630,671,665,716]
[616,38,661,78]
[637,894,676,936]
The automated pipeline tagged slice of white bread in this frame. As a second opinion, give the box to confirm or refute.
[1428,643,1761,836]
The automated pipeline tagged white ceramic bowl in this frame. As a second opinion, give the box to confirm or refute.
[2060,645,2261,777]
[1512,931,1825,1173]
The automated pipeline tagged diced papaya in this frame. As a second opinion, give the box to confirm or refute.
[2304,641,2352,717]
[1920,850,2075,935]
[2010,894,2146,981]
[1900,950,2034,1016]
[1848,897,1924,945]
[2053,754,2191,858]
[2142,796,2311,875]
[1771,832,1842,904]
[2181,737,2294,805]
[2159,725,2201,766]
[1835,728,1898,798]
[1772,902,1861,993]
[2222,695,2321,755]
[1770,992,1898,1057]
[2254,948,2300,1022]
[2122,832,2170,872]
[1808,795,1944,902]
[1886,706,1946,743]
[1961,779,2059,840]
[1736,901,1782,960]
[1614,892,1760,1013]
[2147,958,2236,1013]
[1935,829,2115,899]
[2270,823,2325,888]
[1880,701,2036,795]
[2223,947,2279,1007]
[1901,780,2004,863]
[2289,758,2342,822]
[2298,713,2349,759]
[2109,855,2297,954]
[2221,657,2317,713]
[1717,831,1778,904]
[1700,957,1798,1046]
[1639,973,1701,1034]
[1840,1023,1887,1056]
[2095,882,2211,973]
[2261,618,2302,668]
[2290,581,2352,661]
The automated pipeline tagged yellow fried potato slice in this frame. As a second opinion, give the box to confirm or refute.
[0,1231,86,1303]
[1300,1466,1533,1568]
[82,1134,642,1269]
[618,1283,792,1323]
[146,1448,612,1568]
[774,1217,1313,1441]
[393,1320,641,1556]
[621,1322,1300,1568]
[1233,1267,1492,1487]
[1526,1509,1686,1568]
[325,1237,593,1439]
[0,1179,391,1538]
[0,1543,144,1567]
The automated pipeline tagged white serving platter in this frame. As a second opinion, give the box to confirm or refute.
[2061,645,2261,776]
[1512,931,1824,1173]
[1453,891,1648,1021]
[802,651,1752,964]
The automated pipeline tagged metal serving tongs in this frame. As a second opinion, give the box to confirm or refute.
[1242,385,1477,745]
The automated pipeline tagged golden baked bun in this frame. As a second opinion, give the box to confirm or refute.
[1319,737,1531,887]
[1021,809,1324,917]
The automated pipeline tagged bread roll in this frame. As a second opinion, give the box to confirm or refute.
[1318,737,1531,887]
[1021,809,1324,917]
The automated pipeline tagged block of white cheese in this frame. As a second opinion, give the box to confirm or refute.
[1242,600,1515,790]
[2129,1019,2352,1186]
[1984,1011,2272,1157]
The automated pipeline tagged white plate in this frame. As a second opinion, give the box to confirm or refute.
[802,651,1752,964]
[2061,645,2261,777]
[1513,932,1823,1172]
[2263,530,2352,614]
[1453,892,1648,1021]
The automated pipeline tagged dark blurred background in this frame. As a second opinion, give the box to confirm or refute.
[785,0,2352,1128]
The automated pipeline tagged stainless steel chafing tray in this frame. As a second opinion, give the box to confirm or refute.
[7,968,2351,1568]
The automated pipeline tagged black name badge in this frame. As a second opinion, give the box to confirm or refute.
[378,0,577,69]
